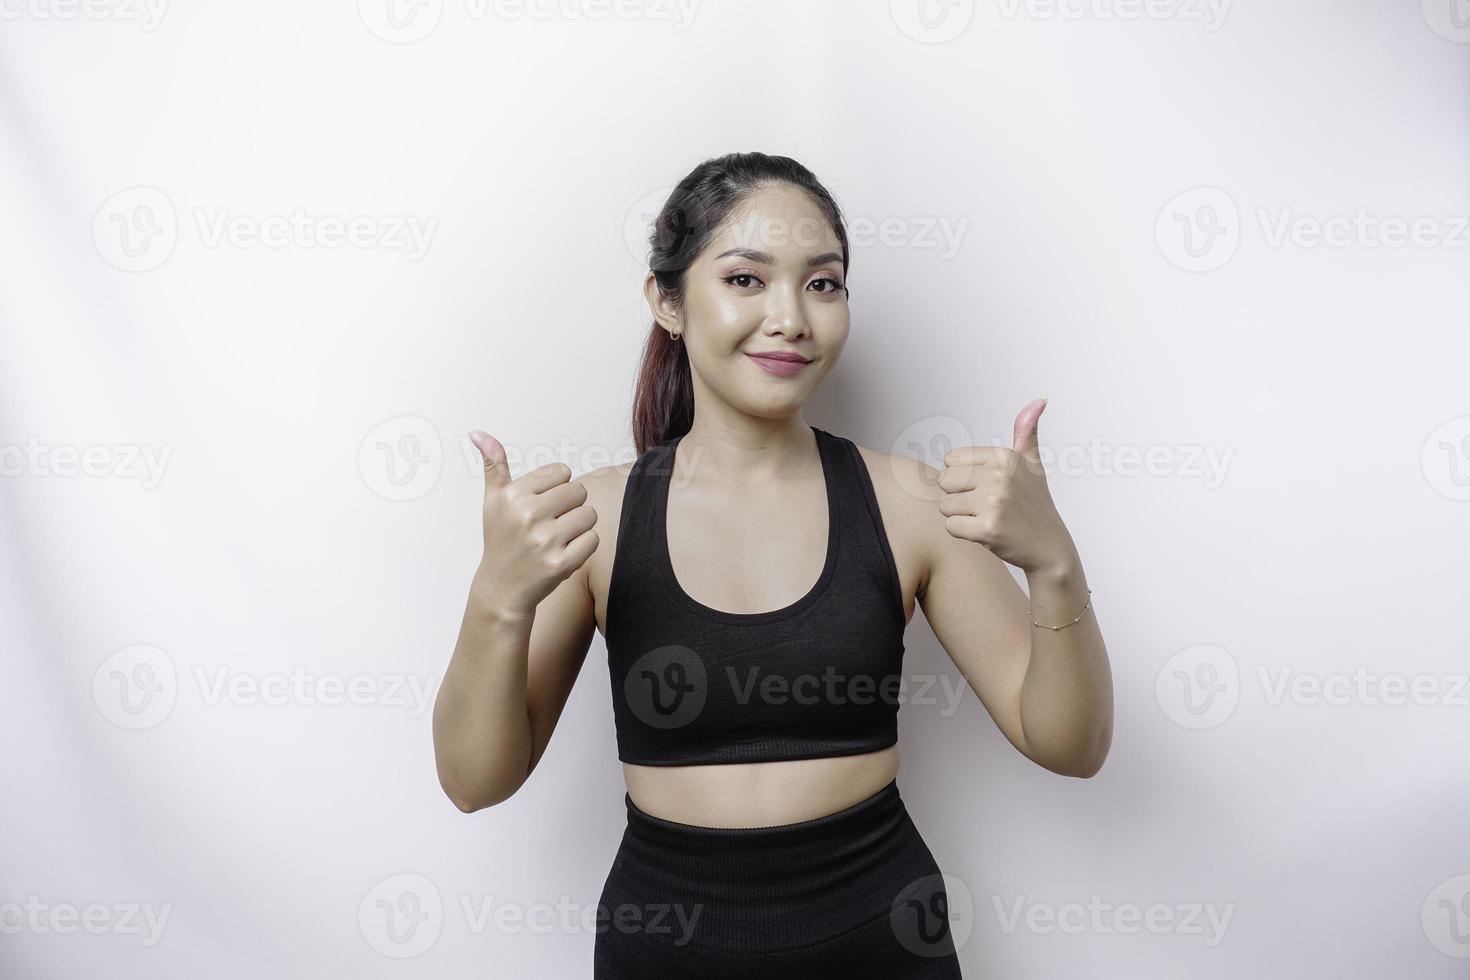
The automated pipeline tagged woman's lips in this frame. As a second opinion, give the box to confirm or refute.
[746,353,810,377]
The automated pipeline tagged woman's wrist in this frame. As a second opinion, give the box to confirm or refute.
[468,567,534,625]
[1024,549,1083,588]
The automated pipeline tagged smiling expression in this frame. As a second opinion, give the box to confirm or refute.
[645,181,851,420]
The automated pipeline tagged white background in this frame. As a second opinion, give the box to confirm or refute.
[2,0,1467,976]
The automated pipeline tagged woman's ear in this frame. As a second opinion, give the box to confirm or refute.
[643,271,680,333]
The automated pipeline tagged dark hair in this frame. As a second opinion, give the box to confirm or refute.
[630,152,850,455]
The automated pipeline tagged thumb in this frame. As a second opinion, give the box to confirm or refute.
[469,430,511,491]
[1011,397,1047,463]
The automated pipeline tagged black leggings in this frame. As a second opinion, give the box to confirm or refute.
[592,777,964,978]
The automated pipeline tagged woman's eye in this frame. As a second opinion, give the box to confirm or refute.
[722,272,845,293]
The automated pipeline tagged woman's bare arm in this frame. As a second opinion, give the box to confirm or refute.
[431,562,596,812]
[430,433,601,812]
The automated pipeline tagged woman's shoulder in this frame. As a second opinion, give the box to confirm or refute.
[577,456,636,519]
[845,436,944,507]
[572,457,637,592]
[839,435,947,608]
[846,436,948,574]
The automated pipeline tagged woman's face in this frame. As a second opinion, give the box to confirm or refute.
[647,182,850,421]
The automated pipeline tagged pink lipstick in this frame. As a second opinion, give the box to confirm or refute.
[746,351,811,377]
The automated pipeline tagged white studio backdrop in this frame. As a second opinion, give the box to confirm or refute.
[1,1,1467,976]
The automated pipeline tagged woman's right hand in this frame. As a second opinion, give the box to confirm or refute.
[467,430,600,619]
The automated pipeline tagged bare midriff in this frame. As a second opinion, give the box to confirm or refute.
[622,744,900,828]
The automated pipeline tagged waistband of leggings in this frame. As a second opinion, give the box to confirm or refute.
[611,777,919,951]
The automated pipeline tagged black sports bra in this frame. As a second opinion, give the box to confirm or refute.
[604,424,908,766]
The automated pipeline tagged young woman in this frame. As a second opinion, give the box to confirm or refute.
[433,152,1114,977]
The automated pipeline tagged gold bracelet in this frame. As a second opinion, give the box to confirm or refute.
[1029,588,1092,630]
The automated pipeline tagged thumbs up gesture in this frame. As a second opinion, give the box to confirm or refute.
[467,431,600,617]
[936,398,1076,574]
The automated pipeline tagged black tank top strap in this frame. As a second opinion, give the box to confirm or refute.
[603,436,678,646]
[817,427,906,629]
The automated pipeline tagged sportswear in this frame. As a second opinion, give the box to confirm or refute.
[592,777,965,976]
[604,425,908,766]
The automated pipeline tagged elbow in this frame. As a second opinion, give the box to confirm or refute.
[448,789,486,813]
[1062,756,1106,779]
[444,785,508,813]
[1027,734,1110,779]
[1058,738,1111,779]
[1041,755,1105,779]
[438,771,518,813]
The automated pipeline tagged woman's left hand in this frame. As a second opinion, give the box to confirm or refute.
[936,397,1078,575]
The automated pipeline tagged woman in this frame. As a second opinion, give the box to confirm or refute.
[432,152,1113,977]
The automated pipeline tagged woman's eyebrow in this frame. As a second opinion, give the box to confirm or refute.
[714,247,843,268]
